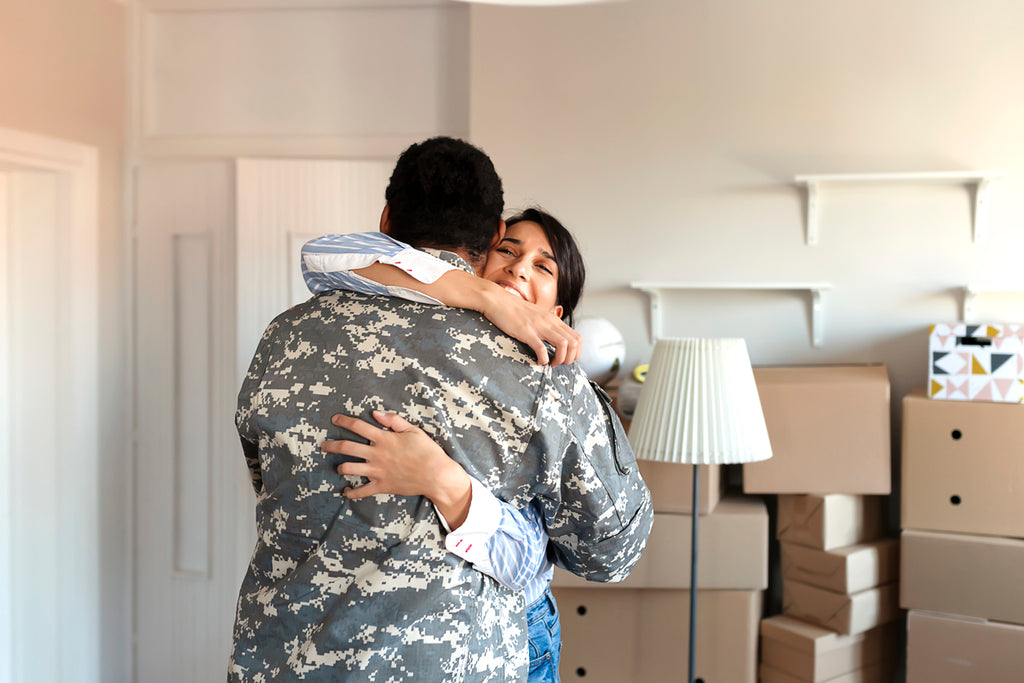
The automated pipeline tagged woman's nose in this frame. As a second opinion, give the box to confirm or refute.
[506,258,529,279]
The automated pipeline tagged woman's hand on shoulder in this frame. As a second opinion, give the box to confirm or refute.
[477,286,581,367]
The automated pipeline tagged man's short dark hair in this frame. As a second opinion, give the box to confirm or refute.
[384,137,504,263]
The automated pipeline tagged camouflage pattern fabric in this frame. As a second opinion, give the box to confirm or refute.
[230,252,653,682]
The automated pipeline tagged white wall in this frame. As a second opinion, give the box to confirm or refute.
[469,0,1024,410]
[114,0,1024,676]
[0,2,127,682]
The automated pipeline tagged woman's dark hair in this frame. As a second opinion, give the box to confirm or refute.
[385,137,504,265]
[505,207,586,327]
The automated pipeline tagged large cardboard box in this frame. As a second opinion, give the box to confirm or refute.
[743,365,891,494]
[759,661,892,683]
[760,616,895,682]
[901,529,1024,625]
[907,610,1024,682]
[928,322,1024,403]
[554,588,761,683]
[776,495,886,550]
[638,461,724,514]
[552,496,768,590]
[782,580,900,635]
[781,538,899,594]
[902,389,1024,537]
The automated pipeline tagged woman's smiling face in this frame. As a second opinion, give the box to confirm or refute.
[482,221,563,318]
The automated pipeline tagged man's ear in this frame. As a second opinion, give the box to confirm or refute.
[488,220,506,250]
[379,205,391,235]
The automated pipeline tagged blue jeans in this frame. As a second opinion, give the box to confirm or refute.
[526,588,562,683]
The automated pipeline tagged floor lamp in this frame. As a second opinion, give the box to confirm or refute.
[627,338,772,683]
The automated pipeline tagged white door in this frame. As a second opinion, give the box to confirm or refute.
[133,158,389,682]
[0,129,100,683]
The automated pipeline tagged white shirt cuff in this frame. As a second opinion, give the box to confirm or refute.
[439,476,502,577]
[379,246,458,284]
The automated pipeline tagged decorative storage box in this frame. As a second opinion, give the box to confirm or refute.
[929,323,1024,402]
[902,389,1024,538]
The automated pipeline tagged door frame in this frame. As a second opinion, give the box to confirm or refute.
[0,126,100,682]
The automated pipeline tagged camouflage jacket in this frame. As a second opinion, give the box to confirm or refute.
[230,253,653,682]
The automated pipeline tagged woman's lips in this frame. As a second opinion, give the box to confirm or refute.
[496,280,526,301]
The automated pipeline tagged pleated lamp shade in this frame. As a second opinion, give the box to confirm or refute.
[629,338,772,465]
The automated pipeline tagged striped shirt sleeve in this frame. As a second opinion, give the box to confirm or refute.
[301,232,458,304]
[439,477,549,592]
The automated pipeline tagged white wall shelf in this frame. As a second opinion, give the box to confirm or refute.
[794,171,1004,246]
[962,285,1024,321]
[630,281,833,347]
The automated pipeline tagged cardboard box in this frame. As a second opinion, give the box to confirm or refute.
[759,661,892,683]
[781,539,899,595]
[782,580,900,635]
[554,588,761,683]
[928,323,1024,403]
[760,616,896,682]
[902,389,1024,537]
[901,529,1024,625]
[552,496,768,590]
[776,495,886,550]
[743,365,891,494]
[638,460,724,514]
[907,610,1024,682]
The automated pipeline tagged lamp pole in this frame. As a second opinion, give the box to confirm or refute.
[688,465,699,683]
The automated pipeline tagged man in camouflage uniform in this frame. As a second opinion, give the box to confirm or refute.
[230,137,653,681]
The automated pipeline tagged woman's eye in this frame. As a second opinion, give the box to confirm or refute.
[497,247,514,256]
[538,263,554,275]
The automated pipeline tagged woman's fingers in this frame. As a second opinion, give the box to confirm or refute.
[330,413,382,441]
[530,339,550,366]
[321,437,372,458]
[343,482,380,500]
[371,410,417,434]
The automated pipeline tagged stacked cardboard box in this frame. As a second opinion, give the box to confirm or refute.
[551,385,768,681]
[742,365,899,682]
[767,494,901,681]
[901,389,1024,681]
[552,491,767,680]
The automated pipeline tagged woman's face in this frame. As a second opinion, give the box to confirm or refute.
[482,221,563,318]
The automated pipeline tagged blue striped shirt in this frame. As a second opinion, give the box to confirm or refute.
[301,233,553,605]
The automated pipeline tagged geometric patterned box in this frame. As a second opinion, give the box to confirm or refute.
[929,323,1024,403]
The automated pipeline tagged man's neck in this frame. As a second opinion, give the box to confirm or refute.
[420,244,485,275]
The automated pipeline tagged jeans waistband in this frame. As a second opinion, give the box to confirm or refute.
[527,589,557,616]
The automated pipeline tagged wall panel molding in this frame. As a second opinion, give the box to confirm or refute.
[135,2,469,158]
[235,157,391,378]
[172,233,213,577]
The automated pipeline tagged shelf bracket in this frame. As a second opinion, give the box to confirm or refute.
[973,177,994,243]
[810,286,826,348]
[634,285,665,341]
[803,180,819,246]
[962,286,976,321]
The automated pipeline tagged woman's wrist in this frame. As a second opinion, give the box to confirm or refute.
[429,461,473,531]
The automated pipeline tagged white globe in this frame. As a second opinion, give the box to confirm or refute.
[575,317,626,386]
